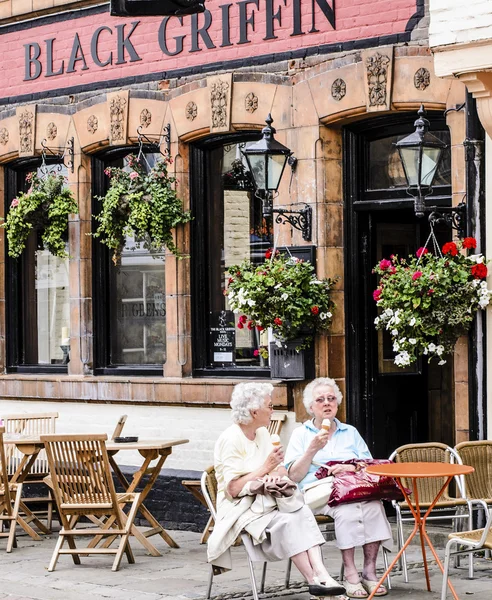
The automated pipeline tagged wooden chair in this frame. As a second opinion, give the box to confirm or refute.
[0,426,23,552]
[41,433,140,572]
[3,412,58,529]
[389,442,475,581]
[111,415,128,441]
[183,413,288,544]
[454,440,492,576]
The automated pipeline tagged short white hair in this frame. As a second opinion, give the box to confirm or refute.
[230,382,274,424]
[303,377,343,416]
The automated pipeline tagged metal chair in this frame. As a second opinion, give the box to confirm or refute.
[389,442,476,581]
[42,433,140,572]
[441,508,492,600]
[0,426,23,552]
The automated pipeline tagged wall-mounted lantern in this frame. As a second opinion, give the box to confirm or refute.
[395,104,466,237]
[241,114,312,241]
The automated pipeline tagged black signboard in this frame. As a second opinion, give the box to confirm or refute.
[210,310,235,365]
[110,0,205,16]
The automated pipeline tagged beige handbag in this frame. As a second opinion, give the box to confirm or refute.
[303,476,334,510]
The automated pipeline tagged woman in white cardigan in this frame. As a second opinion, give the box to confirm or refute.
[208,381,346,598]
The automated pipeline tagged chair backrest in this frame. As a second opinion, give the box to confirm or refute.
[111,415,128,441]
[3,412,58,477]
[268,413,287,437]
[41,434,119,516]
[389,442,464,504]
[0,426,12,508]
[455,440,492,500]
[201,466,218,520]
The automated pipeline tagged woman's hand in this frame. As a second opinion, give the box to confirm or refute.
[328,463,357,476]
[262,473,283,484]
[308,430,330,453]
[263,445,284,474]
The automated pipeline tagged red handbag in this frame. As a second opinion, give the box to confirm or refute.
[314,459,407,506]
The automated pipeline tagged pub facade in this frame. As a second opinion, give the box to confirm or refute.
[0,0,486,521]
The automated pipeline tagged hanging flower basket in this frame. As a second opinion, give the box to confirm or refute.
[92,154,192,265]
[1,171,78,259]
[373,237,491,367]
[226,249,337,352]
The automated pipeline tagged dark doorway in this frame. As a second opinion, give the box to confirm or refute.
[344,113,455,458]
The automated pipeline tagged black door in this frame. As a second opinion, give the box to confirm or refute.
[344,113,454,458]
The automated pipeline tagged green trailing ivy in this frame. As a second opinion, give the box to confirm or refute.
[92,154,191,264]
[1,171,78,259]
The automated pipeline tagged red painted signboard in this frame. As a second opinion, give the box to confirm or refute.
[0,0,419,102]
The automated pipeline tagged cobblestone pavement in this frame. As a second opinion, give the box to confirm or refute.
[0,528,491,600]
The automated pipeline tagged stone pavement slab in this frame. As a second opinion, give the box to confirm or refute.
[0,528,490,600]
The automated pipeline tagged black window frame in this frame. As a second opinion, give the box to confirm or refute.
[92,145,167,376]
[5,157,69,374]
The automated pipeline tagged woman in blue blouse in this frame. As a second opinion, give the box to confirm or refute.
[285,377,392,598]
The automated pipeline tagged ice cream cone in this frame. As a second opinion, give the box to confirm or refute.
[321,418,331,431]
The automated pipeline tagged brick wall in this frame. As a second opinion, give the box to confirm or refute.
[429,0,492,48]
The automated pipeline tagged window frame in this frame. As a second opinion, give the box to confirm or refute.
[5,158,69,374]
[92,145,167,376]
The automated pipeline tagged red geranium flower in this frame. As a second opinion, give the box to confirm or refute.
[373,289,382,302]
[379,259,392,271]
[463,237,477,250]
[311,306,319,315]
[274,317,283,326]
[416,247,428,258]
[412,271,423,281]
[237,322,244,329]
[442,242,458,256]
[471,263,488,279]
[265,249,272,259]
[239,315,247,323]
[256,325,265,331]
[253,350,259,357]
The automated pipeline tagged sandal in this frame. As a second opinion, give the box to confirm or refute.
[360,578,388,597]
[342,580,368,599]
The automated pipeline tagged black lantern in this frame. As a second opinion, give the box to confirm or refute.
[395,105,466,237]
[241,115,312,241]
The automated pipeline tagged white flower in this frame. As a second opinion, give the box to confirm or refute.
[275,340,283,348]
[423,347,428,355]
[275,283,282,289]
[384,308,394,316]
[399,337,406,344]
[391,329,398,336]
[320,313,327,320]
[468,254,485,263]
[233,308,240,314]
[479,297,490,308]
[247,299,255,307]
[374,317,380,325]
[438,359,447,366]
[409,317,416,326]
[281,293,289,301]
[309,280,323,285]
[436,345,444,356]
[481,281,488,289]
[409,338,417,345]
[427,343,436,352]
[326,312,332,318]
[395,351,411,366]
[393,342,400,352]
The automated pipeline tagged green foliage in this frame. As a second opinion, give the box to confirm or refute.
[373,238,491,367]
[92,154,191,264]
[1,171,78,258]
[226,250,337,350]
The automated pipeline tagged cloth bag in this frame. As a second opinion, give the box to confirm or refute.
[241,477,305,513]
[303,476,334,510]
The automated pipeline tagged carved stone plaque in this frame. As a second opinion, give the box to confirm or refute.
[17,105,37,157]
[209,73,233,133]
[108,90,129,145]
[361,48,394,112]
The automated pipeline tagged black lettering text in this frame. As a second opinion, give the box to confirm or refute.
[158,17,185,56]
[91,26,113,67]
[24,43,42,81]
[67,33,89,73]
[238,0,259,45]
[190,11,216,52]
[45,38,64,77]
[115,21,142,64]
[219,4,233,47]
[310,0,335,34]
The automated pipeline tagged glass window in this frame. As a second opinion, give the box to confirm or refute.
[368,131,451,190]
[6,165,70,372]
[93,151,166,373]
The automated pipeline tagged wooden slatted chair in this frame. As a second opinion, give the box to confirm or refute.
[41,433,140,572]
[183,413,288,544]
[0,426,23,552]
[3,412,58,529]
[111,415,128,441]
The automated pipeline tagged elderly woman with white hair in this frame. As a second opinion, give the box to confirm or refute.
[284,378,392,599]
[208,381,346,598]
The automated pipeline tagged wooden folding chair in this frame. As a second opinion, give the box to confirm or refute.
[41,433,141,572]
[183,413,288,544]
[111,415,128,441]
[3,412,58,529]
[0,426,23,552]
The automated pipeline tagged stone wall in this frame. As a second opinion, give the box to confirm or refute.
[429,0,492,48]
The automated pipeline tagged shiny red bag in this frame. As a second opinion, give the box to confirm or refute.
[314,459,407,506]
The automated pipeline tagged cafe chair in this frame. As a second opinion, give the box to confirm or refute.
[389,442,476,582]
[3,412,58,529]
[111,415,128,441]
[441,507,492,600]
[454,440,492,576]
[185,413,287,544]
[41,433,140,572]
[0,426,24,552]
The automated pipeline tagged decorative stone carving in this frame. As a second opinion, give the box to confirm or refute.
[140,109,152,128]
[19,109,34,155]
[87,115,98,134]
[414,68,431,91]
[331,79,346,101]
[186,101,197,121]
[46,122,57,140]
[110,95,127,142]
[210,80,229,128]
[365,52,391,107]
[0,128,9,145]
[245,92,258,113]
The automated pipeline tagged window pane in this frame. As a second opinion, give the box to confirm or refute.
[106,153,166,366]
[368,131,451,190]
[207,142,273,367]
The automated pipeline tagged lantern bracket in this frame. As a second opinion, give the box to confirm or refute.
[427,201,467,239]
[272,205,312,241]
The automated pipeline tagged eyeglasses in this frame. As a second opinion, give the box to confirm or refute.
[315,395,337,404]
[266,404,274,410]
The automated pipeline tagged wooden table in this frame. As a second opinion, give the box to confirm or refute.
[105,438,189,557]
[365,462,474,600]
[4,435,51,539]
